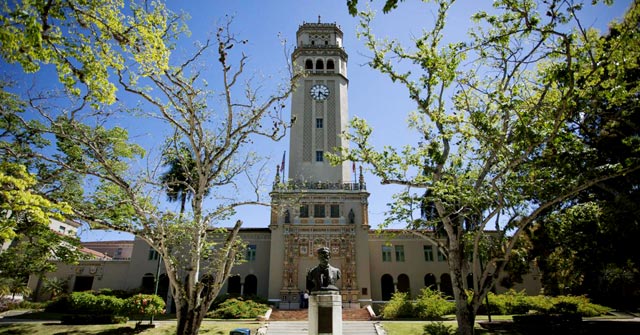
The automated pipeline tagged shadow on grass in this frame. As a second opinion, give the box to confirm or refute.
[0,323,38,335]
[47,326,149,335]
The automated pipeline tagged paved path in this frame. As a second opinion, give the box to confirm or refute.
[264,320,383,334]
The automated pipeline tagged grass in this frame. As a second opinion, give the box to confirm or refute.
[0,321,263,335]
[381,320,519,335]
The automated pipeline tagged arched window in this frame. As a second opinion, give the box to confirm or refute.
[305,59,313,70]
[316,59,324,70]
[326,59,335,70]
[157,274,169,300]
[424,273,437,290]
[141,273,155,294]
[227,275,241,296]
[381,274,394,301]
[440,273,453,298]
[244,274,258,297]
[397,274,410,295]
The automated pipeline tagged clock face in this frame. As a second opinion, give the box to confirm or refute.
[310,84,330,101]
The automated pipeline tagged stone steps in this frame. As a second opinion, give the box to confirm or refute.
[264,321,380,335]
[269,308,371,321]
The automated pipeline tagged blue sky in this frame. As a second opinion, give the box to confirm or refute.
[5,0,631,241]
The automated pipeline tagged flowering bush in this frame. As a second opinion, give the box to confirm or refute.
[124,294,165,319]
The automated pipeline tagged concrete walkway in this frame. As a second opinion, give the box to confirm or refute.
[263,320,383,334]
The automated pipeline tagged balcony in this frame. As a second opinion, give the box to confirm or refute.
[272,180,366,192]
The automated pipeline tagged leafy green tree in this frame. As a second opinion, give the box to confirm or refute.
[0,2,298,335]
[336,1,639,333]
[41,277,69,299]
[160,144,200,216]
[0,162,72,241]
[0,277,31,301]
[527,2,640,306]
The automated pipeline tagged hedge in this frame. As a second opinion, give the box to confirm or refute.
[380,289,610,320]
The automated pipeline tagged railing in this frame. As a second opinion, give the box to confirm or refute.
[273,181,366,191]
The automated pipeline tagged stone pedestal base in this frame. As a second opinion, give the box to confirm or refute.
[308,291,342,335]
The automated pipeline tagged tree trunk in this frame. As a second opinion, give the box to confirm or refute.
[449,236,477,335]
[175,301,206,335]
[454,293,476,335]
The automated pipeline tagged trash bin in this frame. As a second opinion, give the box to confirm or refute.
[230,328,250,335]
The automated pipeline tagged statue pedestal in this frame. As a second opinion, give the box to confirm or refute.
[308,291,342,335]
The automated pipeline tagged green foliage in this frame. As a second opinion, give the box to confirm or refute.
[207,298,269,319]
[41,277,68,299]
[337,2,637,334]
[45,295,73,313]
[123,294,166,318]
[0,162,72,241]
[414,288,455,319]
[533,295,610,317]
[482,290,532,315]
[0,0,183,105]
[477,291,609,317]
[0,277,31,299]
[423,322,455,335]
[47,291,168,321]
[68,291,125,316]
[380,292,414,319]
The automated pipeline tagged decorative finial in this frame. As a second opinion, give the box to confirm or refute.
[359,166,365,188]
[318,15,321,23]
[275,165,281,184]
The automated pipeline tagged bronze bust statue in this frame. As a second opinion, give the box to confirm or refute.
[307,247,341,292]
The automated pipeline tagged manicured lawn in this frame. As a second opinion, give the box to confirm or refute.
[381,320,518,335]
[0,321,263,335]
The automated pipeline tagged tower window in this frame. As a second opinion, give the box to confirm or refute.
[316,59,324,70]
[330,204,340,218]
[313,204,325,218]
[327,59,335,70]
[300,205,309,218]
[305,59,313,70]
[316,118,323,128]
[325,41,329,45]
[315,151,324,162]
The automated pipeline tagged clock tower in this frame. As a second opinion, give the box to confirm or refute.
[287,20,351,183]
[268,21,372,308]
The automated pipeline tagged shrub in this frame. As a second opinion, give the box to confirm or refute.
[207,298,269,319]
[549,295,610,317]
[68,292,125,315]
[97,288,135,299]
[414,288,455,319]
[45,295,72,313]
[380,292,414,319]
[124,294,166,319]
[423,322,455,335]
[525,294,554,314]
[482,293,610,317]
